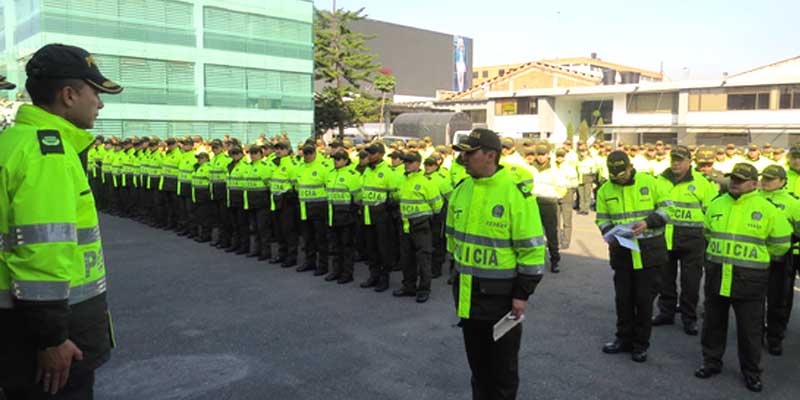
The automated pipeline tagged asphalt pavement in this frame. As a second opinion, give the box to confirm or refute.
[95,212,800,400]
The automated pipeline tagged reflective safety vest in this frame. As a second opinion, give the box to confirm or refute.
[191,162,211,203]
[449,159,468,187]
[244,160,272,210]
[177,150,196,196]
[595,171,672,269]
[111,149,128,187]
[296,156,331,220]
[208,152,231,200]
[0,105,107,310]
[158,149,181,191]
[269,156,298,211]
[361,161,398,225]
[577,155,597,184]
[759,188,800,235]
[326,166,362,226]
[446,167,546,319]
[88,145,103,179]
[226,159,250,207]
[657,170,719,250]
[146,149,163,190]
[100,146,114,183]
[398,170,442,233]
[787,168,800,196]
[704,190,792,297]
[426,170,454,202]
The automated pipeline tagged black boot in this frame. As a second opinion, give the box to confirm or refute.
[374,274,390,292]
[360,274,379,288]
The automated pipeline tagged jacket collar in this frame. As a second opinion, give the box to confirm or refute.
[14,105,94,153]
[661,168,694,185]
[472,166,507,185]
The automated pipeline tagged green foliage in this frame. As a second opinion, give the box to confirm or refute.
[314,7,381,138]
[578,119,590,142]
[566,122,575,139]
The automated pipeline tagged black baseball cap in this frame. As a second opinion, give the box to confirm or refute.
[726,163,759,181]
[607,150,631,178]
[331,150,350,160]
[453,128,502,153]
[0,75,15,90]
[761,165,787,180]
[670,145,692,160]
[402,151,422,163]
[26,44,123,94]
[366,142,386,154]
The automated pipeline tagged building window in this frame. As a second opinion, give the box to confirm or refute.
[627,93,677,113]
[472,72,478,79]
[204,7,313,60]
[204,64,313,111]
[498,69,505,77]
[727,88,770,110]
[688,89,727,112]
[40,0,196,47]
[780,85,800,109]
[495,98,537,116]
[516,98,537,115]
[482,71,488,78]
[93,54,196,106]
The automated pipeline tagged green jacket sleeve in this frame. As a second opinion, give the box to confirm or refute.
[767,205,793,257]
[510,191,545,300]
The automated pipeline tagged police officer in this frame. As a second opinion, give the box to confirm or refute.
[786,144,800,195]
[359,142,399,292]
[695,146,728,193]
[695,163,791,392]
[0,43,121,398]
[447,128,546,400]
[225,146,248,254]
[296,141,331,275]
[325,150,361,284]
[208,139,232,248]
[597,151,670,363]
[424,155,453,278]
[392,151,442,303]
[653,146,718,335]
[245,146,273,260]
[554,148,578,249]
[576,143,597,215]
[159,138,181,231]
[758,165,800,356]
[269,140,299,268]
[191,152,213,242]
[530,143,562,272]
[176,139,197,238]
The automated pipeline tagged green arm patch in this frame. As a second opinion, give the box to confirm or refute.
[37,130,64,155]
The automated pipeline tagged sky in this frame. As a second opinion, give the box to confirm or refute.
[313,0,799,80]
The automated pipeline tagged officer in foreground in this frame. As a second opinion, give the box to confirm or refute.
[1,44,122,398]
[447,128,545,400]
[596,151,669,363]
[695,163,791,392]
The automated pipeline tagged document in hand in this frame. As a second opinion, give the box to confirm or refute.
[493,312,525,342]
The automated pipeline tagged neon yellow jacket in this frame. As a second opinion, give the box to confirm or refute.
[446,167,545,320]
[0,105,108,346]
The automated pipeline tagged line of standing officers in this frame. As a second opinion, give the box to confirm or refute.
[88,136,462,303]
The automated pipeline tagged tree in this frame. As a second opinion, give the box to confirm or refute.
[374,71,396,134]
[314,7,381,139]
[566,122,575,141]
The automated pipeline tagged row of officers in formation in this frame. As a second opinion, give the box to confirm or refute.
[88,132,799,394]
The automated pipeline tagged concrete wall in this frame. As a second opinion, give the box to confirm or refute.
[351,19,472,97]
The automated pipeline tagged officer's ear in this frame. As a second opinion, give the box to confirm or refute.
[58,80,87,108]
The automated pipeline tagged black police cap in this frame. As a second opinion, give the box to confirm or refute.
[26,44,123,94]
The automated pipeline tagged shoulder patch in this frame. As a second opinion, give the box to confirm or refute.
[37,130,64,155]
[516,181,533,198]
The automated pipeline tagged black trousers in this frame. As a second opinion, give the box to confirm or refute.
[461,319,522,400]
[301,204,329,270]
[536,199,559,263]
[250,208,272,257]
[612,266,659,352]
[701,293,764,379]
[3,370,95,400]
[657,246,703,322]
[194,200,213,237]
[765,258,796,343]
[400,222,433,293]
[557,189,575,247]
[214,199,231,246]
[363,209,395,277]
[273,197,299,261]
[233,207,250,251]
[166,192,180,229]
[431,210,446,275]
[329,223,355,279]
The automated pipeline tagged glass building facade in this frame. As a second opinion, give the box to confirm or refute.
[0,0,314,144]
